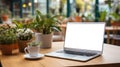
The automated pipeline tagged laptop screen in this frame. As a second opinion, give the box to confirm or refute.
[64,22,105,52]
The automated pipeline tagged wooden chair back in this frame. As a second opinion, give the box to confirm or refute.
[111,22,120,45]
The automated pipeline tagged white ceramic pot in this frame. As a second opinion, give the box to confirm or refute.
[40,33,53,48]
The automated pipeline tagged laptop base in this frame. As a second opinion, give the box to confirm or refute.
[45,49,100,62]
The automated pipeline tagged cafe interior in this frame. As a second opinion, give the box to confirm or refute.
[0,0,120,67]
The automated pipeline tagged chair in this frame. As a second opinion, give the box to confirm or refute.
[111,22,120,46]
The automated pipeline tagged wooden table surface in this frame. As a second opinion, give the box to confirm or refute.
[0,42,120,67]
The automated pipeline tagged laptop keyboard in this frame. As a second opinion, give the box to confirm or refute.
[56,50,97,56]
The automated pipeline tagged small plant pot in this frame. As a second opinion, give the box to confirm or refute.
[75,16,81,22]
[13,41,18,49]
[40,33,53,49]
[0,43,17,55]
[18,40,31,53]
[1,15,8,21]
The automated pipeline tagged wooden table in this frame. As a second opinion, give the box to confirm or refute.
[0,42,120,67]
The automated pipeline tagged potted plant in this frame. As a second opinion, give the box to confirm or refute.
[0,24,17,55]
[110,12,120,24]
[0,8,11,21]
[109,5,120,24]
[30,10,61,48]
[99,10,107,22]
[13,20,34,52]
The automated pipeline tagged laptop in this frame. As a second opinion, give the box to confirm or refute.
[46,22,105,61]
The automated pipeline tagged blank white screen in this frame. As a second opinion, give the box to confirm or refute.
[64,22,105,51]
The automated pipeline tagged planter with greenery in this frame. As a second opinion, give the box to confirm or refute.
[109,4,120,25]
[30,10,61,48]
[0,8,11,22]
[110,12,120,24]
[99,10,107,22]
[0,24,17,55]
[13,20,34,52]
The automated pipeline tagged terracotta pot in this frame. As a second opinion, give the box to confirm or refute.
[111,22,120,26]
[1,15,8,21]
[13,41,18,49]
[0,43,17,55]
[40,33,53,49]
[75,16,82,22]
[18,40,31,52]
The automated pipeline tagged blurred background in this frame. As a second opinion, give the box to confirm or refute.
[0,0,119,23]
